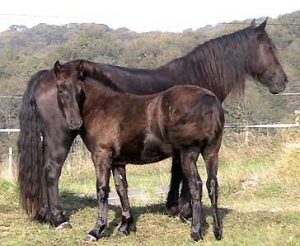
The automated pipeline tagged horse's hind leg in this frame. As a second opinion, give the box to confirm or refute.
[178,177,192,220]
[202,141,223,240]
[112,165,135,236]
[166,149,182,216]
[167,149,192,219]
[87,148,112,241]
[180,146,203,241]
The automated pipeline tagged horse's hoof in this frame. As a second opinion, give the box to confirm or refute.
[179,214,192,224]
[117,223,136,237]
[166,205,179,217]
[86,234,97,242]
[179,205,192,221]
[117,230,129,237]
[55,221,72,230]
[191,232,203,242]
[129,223,137,233]
[214,229,223,240]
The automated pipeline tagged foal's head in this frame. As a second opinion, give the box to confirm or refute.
[54,60,85,130]
[251,19,288,94]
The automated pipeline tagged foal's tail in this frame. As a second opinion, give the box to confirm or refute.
[197,94,224,139]
[17,70,48,218]
[168,94,224,144]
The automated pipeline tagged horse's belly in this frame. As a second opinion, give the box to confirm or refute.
[115,140,172,164]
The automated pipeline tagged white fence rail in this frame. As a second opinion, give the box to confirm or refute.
[0,123,299,134]
[225,123,299,128]
[0,129,20,133]
[0,121,299,134]
[0,123,299,180]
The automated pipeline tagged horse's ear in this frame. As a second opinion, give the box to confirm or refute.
[256,18,268,33]
[54,60,62,77]
[76,60,86,80]
[250,19,256,28]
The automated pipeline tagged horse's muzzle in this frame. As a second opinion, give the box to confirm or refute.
[68,118,83,130]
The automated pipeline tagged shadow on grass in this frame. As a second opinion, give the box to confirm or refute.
[60,190,232,238]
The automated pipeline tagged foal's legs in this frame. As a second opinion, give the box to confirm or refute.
[112,165,135,236]
[180,147,203,241]
[87,149,112,241]
[202,141,222,240]
[166,150,192,219]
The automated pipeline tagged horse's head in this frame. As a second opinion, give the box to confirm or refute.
[54,60,85,130]
[251,19,288,94]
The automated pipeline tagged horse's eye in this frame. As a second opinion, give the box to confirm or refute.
[58,89,64,94]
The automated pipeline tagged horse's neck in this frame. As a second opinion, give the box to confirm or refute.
[84,35,253,101]
[83,80,121,107]
[84,61,184,94]
[160,40,252,102]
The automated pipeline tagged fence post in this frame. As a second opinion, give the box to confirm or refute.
[295,110,300,125]
[244,127,249,144]
[7,146,13,180]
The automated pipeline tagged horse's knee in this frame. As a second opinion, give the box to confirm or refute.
[44,160,61,185]
[97,187,109,201]
[189,179,202,200]
[207,178,219,203]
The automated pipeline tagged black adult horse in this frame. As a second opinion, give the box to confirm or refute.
[18,19,287,228]
[54,60,225,241]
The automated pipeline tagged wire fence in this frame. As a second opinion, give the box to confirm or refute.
[0,91,299,181]
[0,119,299,181]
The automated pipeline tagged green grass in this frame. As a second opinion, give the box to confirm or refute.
[1,131,300,245]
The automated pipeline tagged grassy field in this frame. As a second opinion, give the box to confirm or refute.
[0,129,300,245]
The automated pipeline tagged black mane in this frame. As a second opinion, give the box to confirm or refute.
[64,60,124,93]
[90,70,124,93]
[162,26,260,100]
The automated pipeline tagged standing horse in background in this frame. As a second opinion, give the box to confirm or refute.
[18,19,288,229]
[54,60,225,241]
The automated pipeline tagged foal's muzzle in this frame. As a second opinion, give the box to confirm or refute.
[68,118,83,130]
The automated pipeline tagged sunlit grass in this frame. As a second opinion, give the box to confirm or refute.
[1,130,299,245]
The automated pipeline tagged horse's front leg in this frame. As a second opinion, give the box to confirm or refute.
[112,165,135,236]
[42,132,75,228]
[87,148,112,241]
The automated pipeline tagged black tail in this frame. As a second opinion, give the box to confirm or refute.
[198,94,224,139]
[17,70,48,218]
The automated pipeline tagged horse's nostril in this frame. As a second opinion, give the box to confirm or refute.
[69,119,82,128]
[70,119,76,125]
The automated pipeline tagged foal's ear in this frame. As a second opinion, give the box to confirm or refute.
[250,19,256,28]
[256,18,268,33]
[54,60,62,77]
[76,60,86,80]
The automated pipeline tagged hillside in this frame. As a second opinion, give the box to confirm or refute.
[0,11,299,129]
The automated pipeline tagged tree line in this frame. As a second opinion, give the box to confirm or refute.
[0,11,299,131]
